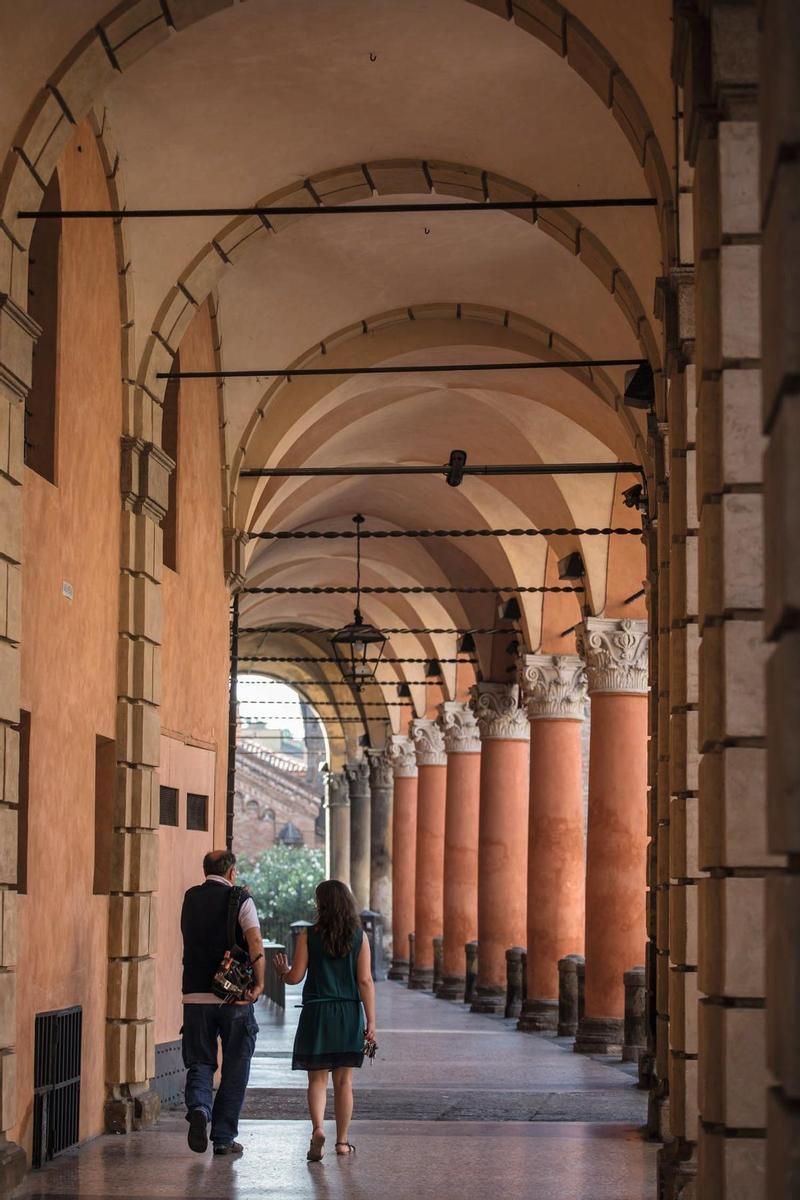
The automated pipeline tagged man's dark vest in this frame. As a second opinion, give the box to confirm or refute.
[181,880,248,994]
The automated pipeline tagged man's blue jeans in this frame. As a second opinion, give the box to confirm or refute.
[182,1003,258,1145]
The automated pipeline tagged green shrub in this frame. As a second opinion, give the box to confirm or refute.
[238,844,325,940]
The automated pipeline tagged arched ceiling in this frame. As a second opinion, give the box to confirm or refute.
[2,0,665,742]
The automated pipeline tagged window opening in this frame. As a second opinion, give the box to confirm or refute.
[92,736,116,895]
[32,1005,82,1168]
[26,173,61,483]
[159,785,179,827]
[162,351,179,570]
[186,792,208,832]
[16,710,31,894]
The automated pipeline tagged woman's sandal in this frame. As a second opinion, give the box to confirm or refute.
[307,1131,326,1162]
[335,1141,356,1155]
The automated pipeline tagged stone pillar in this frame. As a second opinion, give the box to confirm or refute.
[761,2,800,1195]
[517,655,587,1033]
[367,747,393,935]
[409,718,447,990]
[388,735,417,981]
[470,683,530,1014]
[346,758,371,911]
[675,4,774,1193]
[0,277,38,1189]
[574,618,648,1054]
[437,700,481,1001]
[324,771,350,887]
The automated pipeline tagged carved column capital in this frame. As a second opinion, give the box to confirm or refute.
[439,700,481,754]
[576,617,649,696]
[469,682,530,742]
[367,747,394,790]
[345,757,371,794]
[410,718,447,766]
[324,770,349,808]
[388,734,417,778]
[519,654,588,721]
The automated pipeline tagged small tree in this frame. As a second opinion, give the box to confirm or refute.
[238,844,324,941]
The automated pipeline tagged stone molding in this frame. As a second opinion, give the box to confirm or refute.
[410,718,447,766]
[345,757,371,793]
[367,747,394,790]
[121,438,175,522]
[576,617,649,695]
[388,735,417,778]
[439,700,481,753]
[470,682,530,741]
[519,654,588,720]
[324,770,349,808]
[223,527,247,590]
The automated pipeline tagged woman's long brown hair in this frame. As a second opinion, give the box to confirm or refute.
[314,880,360,958]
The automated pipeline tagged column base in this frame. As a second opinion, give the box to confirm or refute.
[517,997,558,1033]
[573,1016,624,1056]
[388,958,409,982]
[469,985,506,1014]
[436,974,466,1001]
[0,1139,26,1192]
[657,1138,697,1199]
[622,1040,646,1064]
[408,965,434,991]
[104,1088,162,1135]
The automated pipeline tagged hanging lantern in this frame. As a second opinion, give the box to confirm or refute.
[330,514,387,689]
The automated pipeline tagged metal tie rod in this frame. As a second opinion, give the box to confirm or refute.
[158,357,643,380]
[241,461,643,479]
[20,198,656,220]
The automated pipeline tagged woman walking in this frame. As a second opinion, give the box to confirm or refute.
[274,880,376,1161]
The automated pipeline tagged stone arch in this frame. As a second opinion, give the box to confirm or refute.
[137,156,662,439]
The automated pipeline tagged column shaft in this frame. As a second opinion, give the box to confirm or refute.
[410,764,447,988]
[471,684,529,1014]
[388,735,417,980]
[346,759,371,911]
[324,772,350,887]
[574,618,649,1054]
[439,701,481,1000]
[367,749,393,925]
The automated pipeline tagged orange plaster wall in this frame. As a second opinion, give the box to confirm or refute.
[157,301,230,1043]
[16,128,121,1150]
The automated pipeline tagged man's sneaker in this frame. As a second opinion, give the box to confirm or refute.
[213,1141,244,1156]
[187,1109,209,1154]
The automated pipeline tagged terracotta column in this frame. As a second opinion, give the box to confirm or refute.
[471,683,530,1014]
[346,758,371,911]
[409,718,447,990]
[324,770,351,887]
[437,700,481,1000]
[387,735,417,981]
[574,617,649,1054]
[367,747,393,929]
[517,655,587,1032]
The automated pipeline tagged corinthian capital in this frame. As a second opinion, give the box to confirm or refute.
[410,718,447,766]
[469,682,530,741]
[439,700,481,754]
[345,757,370,793]
[576,617,649,695]
[388,734,417,778]
[519,654,587,720]
[367,747,394,790]
[324,771,349,808]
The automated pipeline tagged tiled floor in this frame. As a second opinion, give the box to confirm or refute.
[13,981,657,1199]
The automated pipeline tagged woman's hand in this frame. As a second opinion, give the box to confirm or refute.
[365,1022,377,1043]
[273,952,289,978]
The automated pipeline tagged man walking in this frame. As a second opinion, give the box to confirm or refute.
[181,848,265,1156]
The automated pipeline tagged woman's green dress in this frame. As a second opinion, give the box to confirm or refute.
[292,925,365,1071]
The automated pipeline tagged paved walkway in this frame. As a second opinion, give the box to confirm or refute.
[14,981,656,1199]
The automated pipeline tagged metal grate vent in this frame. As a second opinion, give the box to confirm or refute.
[33,1005,82,1169]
